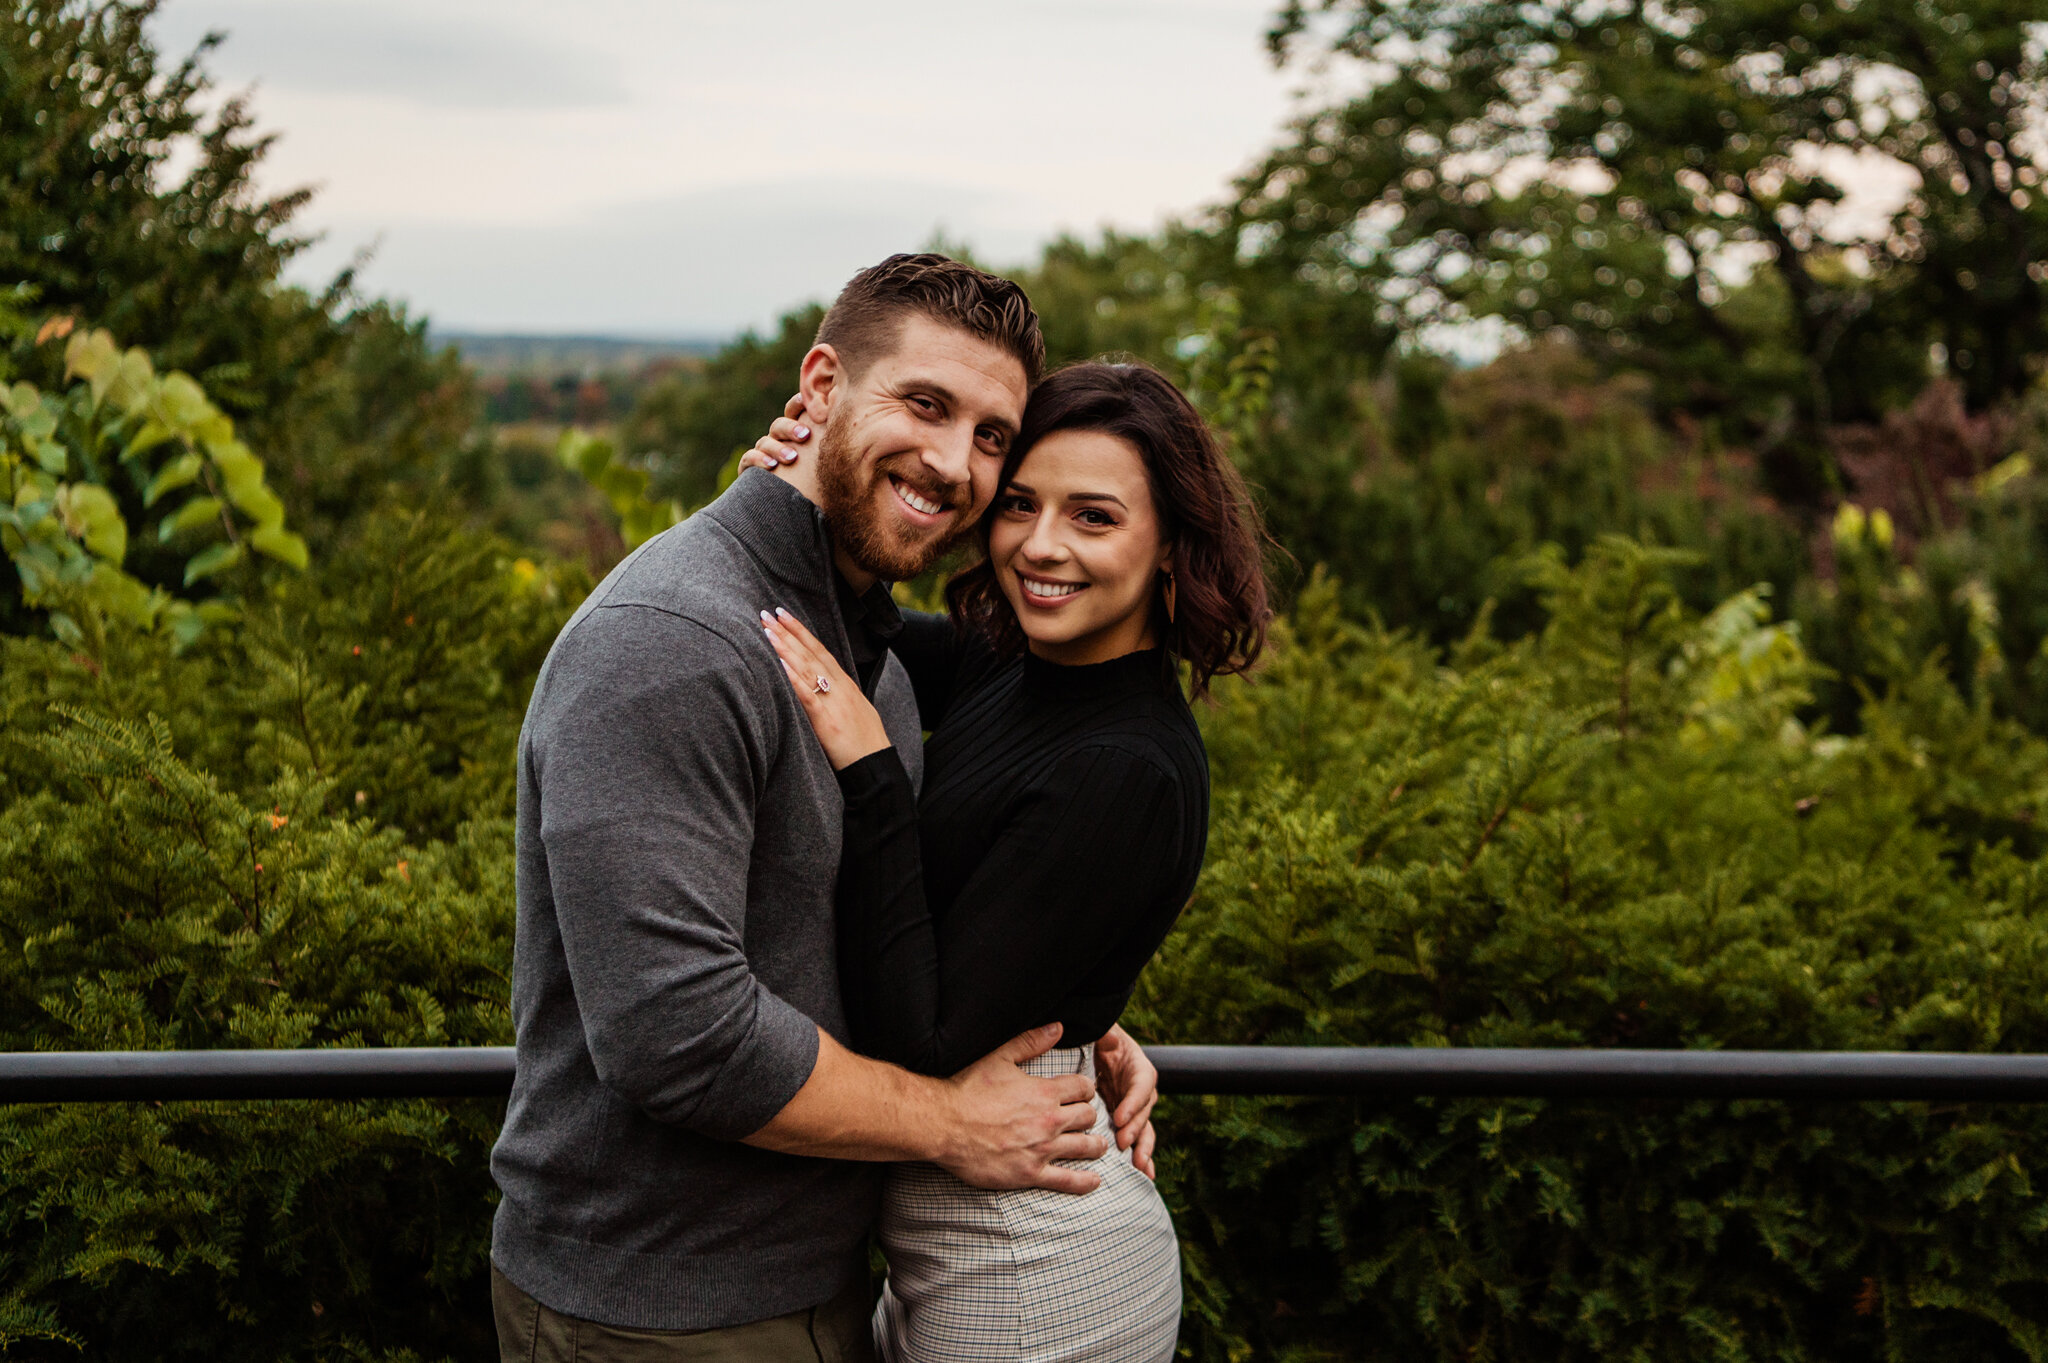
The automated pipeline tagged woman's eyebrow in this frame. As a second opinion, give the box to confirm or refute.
[1004,480,1129,510]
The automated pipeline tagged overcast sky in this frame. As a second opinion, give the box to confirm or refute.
[149,0,1307,338]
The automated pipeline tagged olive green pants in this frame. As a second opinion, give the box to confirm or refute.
[492,1264,877,1363]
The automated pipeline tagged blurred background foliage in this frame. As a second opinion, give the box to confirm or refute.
[2,0,2047,1357]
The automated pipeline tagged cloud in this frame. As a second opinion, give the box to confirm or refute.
[153,1,624,109]
[289,179,1059,335]
[150,0,1298,331]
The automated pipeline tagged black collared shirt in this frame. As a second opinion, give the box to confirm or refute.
[833,573,904,695]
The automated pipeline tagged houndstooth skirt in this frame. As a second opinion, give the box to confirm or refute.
[872,1044,1182,1363]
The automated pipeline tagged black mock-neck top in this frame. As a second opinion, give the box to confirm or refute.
[832,612,1208,1076]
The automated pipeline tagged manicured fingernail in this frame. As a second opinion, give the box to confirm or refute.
[774,607,792,619]
[792,425,809,440]
[759,609,773,624]
[779,449,796,463]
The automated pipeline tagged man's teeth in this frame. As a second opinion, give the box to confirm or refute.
[1024,580,1083,599]
[894,481,944,516]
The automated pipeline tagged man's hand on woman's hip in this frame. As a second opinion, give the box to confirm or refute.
[743,1023,1105,1196]
[934,1023,1107,1195]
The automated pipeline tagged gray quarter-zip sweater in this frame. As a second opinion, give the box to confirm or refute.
[490,469,925,1330]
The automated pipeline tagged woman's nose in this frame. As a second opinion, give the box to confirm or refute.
[1023,515,1067,561]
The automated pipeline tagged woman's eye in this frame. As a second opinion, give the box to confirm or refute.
[1078,509,1116,527]
[998,495,1034,515]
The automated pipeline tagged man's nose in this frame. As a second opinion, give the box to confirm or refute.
[918,426,975,494]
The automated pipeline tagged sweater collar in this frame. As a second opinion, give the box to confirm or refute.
[1021,646,1174,701]
[699,467,874,675]
[700,467,840,596]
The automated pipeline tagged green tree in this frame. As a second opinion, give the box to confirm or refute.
[0,1,474,543]
[623,305,824,505]
[1240,0,2048,498]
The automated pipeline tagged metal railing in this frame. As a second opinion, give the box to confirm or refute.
[8,1046,2048,1103]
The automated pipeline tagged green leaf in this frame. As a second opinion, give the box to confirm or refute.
[17,403,57,442]
[558,429,614,483]
[247,523,309,570]
[160,496,223,542]
[0,380,36,415]
[13,473,55,512]
[107,348,155,413]
[31,438,67,475]
[194,413,235,454]
[157,372,212,429]
[212,446,280,524]
[556,428,593,473]
[12,551,48,595]
[59,484,126,564]
[144,452,204,507]
[166,602,208,651]
[47,609,82,647]
[86,561,156,626]
[598,463,651,504]
[62,328,118,385]
[182,540,243,586]
[210,440,260,486]
[123,419,176,462]
[234,483,286,529]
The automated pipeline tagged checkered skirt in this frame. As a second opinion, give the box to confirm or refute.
[872,1044,1182,1362]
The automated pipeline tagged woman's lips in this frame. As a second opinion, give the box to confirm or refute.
[1017,574,1086,608]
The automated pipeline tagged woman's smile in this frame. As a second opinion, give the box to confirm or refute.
[1018,572,1087,605]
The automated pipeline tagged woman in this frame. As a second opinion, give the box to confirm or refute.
[750,361,1270,1363]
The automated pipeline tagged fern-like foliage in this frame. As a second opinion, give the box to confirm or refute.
[1135,549,2048,1363]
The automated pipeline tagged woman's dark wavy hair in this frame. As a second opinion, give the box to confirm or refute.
[946,360,1273,699]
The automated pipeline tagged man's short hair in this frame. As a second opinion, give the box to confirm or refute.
[815,253,1044,388]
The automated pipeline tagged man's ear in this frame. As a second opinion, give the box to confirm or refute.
[798,344,846,424]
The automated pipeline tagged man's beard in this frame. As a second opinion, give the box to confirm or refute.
[815,424,973,582]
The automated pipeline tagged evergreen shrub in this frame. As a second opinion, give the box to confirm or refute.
[1132,546,2048,1362]
[0,511,580,1357]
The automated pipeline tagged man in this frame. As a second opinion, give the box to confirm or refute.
[490,255,1146,1360]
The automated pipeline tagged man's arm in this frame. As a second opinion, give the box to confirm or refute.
[746,1022,1109,1195]
[538,608,816,1141]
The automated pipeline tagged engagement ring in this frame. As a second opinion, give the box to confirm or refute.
[813,676,831,694]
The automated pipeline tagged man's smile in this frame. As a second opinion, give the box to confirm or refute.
[887,475,952,523]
